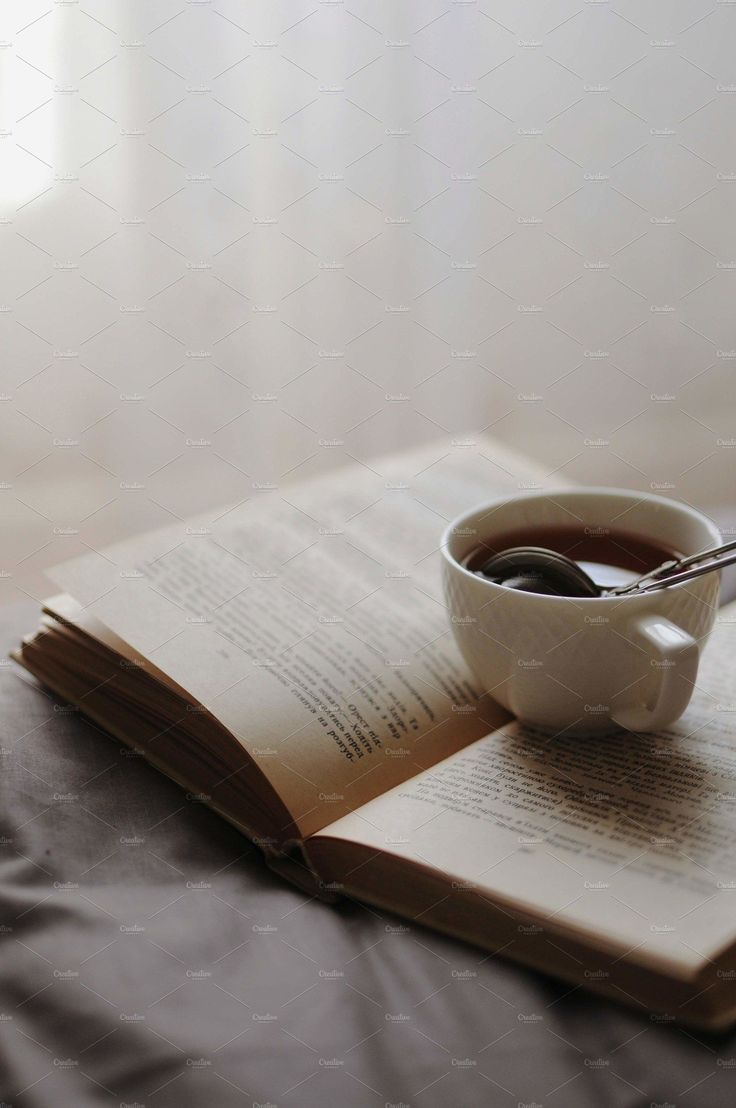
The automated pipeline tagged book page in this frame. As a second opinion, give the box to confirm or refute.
[47,438,551,838]
[314,604,736,971]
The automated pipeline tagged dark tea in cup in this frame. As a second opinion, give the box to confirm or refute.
[463,524,681,591]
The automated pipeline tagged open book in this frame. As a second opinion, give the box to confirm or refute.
[14,438,736,1030]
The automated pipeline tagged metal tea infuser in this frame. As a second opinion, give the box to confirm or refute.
[473,538,736,599]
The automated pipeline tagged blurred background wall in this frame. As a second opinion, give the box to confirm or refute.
[2,0,735,601]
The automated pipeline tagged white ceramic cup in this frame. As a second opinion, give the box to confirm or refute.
[441,489,722,733]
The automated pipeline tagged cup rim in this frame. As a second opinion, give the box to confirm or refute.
[440,486,722,605]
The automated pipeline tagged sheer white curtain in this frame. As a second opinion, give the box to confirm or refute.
[2,0,735,599]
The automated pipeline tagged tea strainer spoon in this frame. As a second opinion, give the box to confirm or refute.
[473,538,736,599]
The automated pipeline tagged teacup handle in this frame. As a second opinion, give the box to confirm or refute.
[611,615,699,732]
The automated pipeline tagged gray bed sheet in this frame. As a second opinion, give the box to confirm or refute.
[2,602,736,1107]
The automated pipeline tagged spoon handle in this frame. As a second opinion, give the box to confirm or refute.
[608,540,736,596]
